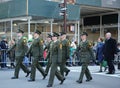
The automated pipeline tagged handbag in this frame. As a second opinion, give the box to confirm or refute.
[102,60,107,67]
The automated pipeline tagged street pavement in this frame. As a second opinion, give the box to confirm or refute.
[0,66,120,88]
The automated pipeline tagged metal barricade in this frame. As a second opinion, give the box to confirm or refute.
[0,49,8,68]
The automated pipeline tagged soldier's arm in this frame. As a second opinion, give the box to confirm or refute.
[39,39,44,58]
[22,38,28,52]
[26,45,32,55]
[66,40,70,59]
[57,42,62,63]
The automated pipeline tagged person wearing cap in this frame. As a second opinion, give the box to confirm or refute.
[44,34,53,75]
[59,32,70,77]
[8,29,30,79]
[76,32,95,84]
[26,29,47,82]
[47,32,65,87]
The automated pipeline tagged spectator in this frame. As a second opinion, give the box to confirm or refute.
[0,35,8,68]
[96,37,107,72]
[103,32,117,74]
[70,41,77,66]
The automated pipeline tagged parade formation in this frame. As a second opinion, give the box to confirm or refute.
[0,0,120,88]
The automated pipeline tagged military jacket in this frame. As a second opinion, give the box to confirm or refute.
[27,37,43,58]
[8,36,27,57]
[49,40,62,63]
[78,40,95,63]
[61,39,70,60]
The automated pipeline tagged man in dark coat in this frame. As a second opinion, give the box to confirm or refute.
[103,32,117,74]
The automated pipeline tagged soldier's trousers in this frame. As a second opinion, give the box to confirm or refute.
[60,59,69,76]
[30,57,46,80]
[48,63,64,85]
[45,58,51,75]
[78,63,92,81]
[14,56,30,78]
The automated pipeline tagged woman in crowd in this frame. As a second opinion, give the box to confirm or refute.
[96,37,107,72]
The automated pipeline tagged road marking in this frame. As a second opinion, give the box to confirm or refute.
[71,69,120,78]
[92,72,120,78]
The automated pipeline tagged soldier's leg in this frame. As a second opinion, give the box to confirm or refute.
[45,59,51,75]
[48,63,57,86]
[30,59,37,80]
[78,63,87,81]
[62,60,70,76]
[55,68,65,84]
[36,58,46,77]
[85,64,92,80]
[60,63,64,76]
[14,57,22,78]
[20,57,30,73]
[55,69,64,81]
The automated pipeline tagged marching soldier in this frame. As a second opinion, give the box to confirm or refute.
[27,30,47,82]
[59,32,70,76]
[76,32,95,83]
[47,32,65,87]
[8,29,30,79]
[45,34,52,75]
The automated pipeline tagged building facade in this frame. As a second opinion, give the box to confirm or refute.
[0,0,120,43]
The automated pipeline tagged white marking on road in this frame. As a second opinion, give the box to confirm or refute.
[71,69,120,78]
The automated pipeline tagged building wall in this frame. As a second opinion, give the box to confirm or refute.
[102,0,120,8]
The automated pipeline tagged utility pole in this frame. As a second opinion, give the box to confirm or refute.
[63,0,67,33]
[59,0,67,32]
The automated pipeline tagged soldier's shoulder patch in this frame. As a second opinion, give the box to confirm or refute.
[23,38,27,45]
[60,43,62,49]
[39,40,43,45]
[67,41,71,46]
[88,41,93,48]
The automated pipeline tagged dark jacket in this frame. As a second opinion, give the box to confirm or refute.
[0,40,8,49]
[103,38,117,60]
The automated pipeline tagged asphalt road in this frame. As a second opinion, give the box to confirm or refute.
[0,66,120,88]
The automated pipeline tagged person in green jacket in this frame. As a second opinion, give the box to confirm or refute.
[59,32,70,76]
[47,32,65,87]
[76,32,95,84]
[8,29,30,79]
[27,30,47,82]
